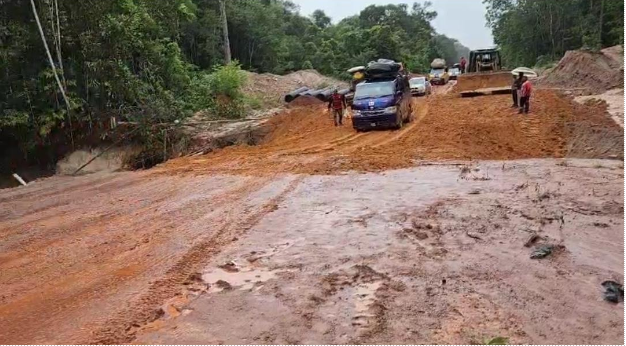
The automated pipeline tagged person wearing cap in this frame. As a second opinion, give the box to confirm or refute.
[328,89,347,126]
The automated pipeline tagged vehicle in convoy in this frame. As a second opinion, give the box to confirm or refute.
[449,66,461,80]
[351,59,412,131]
[409,77,431,96]
[468,49,502,73]
[429,67,449,85]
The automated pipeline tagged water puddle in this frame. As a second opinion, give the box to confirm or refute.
[352,281,383,328]
[202,266,278,293]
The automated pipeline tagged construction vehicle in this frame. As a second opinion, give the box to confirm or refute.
[351,59,413,131]
[468,49,502,73]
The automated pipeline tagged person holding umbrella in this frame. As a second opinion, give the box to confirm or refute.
[519,76,533,114]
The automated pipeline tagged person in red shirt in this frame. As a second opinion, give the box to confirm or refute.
[519,76,533,114]
[460,57,467,74]
[328,89,347,126]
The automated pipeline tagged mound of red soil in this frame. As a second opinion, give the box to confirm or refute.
[539,45,623,93]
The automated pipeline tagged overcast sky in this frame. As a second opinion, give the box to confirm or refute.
[290,0,494,50]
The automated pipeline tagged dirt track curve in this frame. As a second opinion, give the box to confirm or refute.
[0,75,623,344]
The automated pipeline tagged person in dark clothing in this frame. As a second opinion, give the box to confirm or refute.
[328,89,347,126]
[511,72,524,108]
[519,76,532,114]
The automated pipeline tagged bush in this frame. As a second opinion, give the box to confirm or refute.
[185,62,248,119]
[209,61,247,100]
[302,60,314,69]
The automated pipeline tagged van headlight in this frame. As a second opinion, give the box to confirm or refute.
[384,106,397,114]
[353,110,362,117]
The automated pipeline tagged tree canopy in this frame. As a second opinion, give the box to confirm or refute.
[485,0,624,67]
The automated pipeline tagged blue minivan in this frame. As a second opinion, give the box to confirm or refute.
[351,77,413,131]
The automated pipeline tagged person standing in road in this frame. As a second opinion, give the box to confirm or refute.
[328,89,347,126]
[519,76,532,114]
[460,56,467,74]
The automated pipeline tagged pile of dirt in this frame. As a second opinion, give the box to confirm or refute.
[539,45,624,93]
[242,69,347,108]
[159,87,622,176]
[566,95,624,159]
[454,72,513,92]
[287,95,325,108]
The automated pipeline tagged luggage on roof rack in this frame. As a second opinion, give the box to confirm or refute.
[366,60,401,80]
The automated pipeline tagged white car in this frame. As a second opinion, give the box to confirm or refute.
[409,77,432,96]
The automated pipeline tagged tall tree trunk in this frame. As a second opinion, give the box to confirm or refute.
[219,0,232,64]
[30,0,74,146]
[53,0,66,87]
[598,0,605,45]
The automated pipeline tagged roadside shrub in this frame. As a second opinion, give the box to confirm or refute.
[186,62,248,119]
[209,61,247,100]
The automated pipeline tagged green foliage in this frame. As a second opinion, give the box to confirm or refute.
[208,62,247,100]
[485,336,509,345]
[485,0,624,67]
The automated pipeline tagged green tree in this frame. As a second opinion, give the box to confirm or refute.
[311,9,331,29]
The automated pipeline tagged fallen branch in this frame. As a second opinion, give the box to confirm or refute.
[72,128,139,175]
[12,173,27,186]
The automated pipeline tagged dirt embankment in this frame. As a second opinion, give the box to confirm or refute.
[159,86,622,176]
[243,70,347,108]
[539,45,624,93]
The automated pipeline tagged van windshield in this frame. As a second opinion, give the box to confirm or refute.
[431,69,444,75]
[354,81,395,100]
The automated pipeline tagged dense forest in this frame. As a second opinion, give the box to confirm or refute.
[1,0,469,171]
[485,0,624,67]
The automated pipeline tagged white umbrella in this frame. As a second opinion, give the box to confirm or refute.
[511,67,538,78]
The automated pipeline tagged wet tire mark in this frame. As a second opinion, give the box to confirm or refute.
[90,176,303,344]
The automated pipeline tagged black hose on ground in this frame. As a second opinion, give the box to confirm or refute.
[284,87,310,103]
[316,87,335,102]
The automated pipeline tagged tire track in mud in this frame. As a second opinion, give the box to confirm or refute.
[370,100,429,150]
[0,176,279,344]
[90,176,303,344]
[291,98,428,156]
[279,132,368,156]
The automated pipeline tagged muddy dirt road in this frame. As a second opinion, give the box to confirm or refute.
[0,76,623,344]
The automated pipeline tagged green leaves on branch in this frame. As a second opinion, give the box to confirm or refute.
[485,0,624,67]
